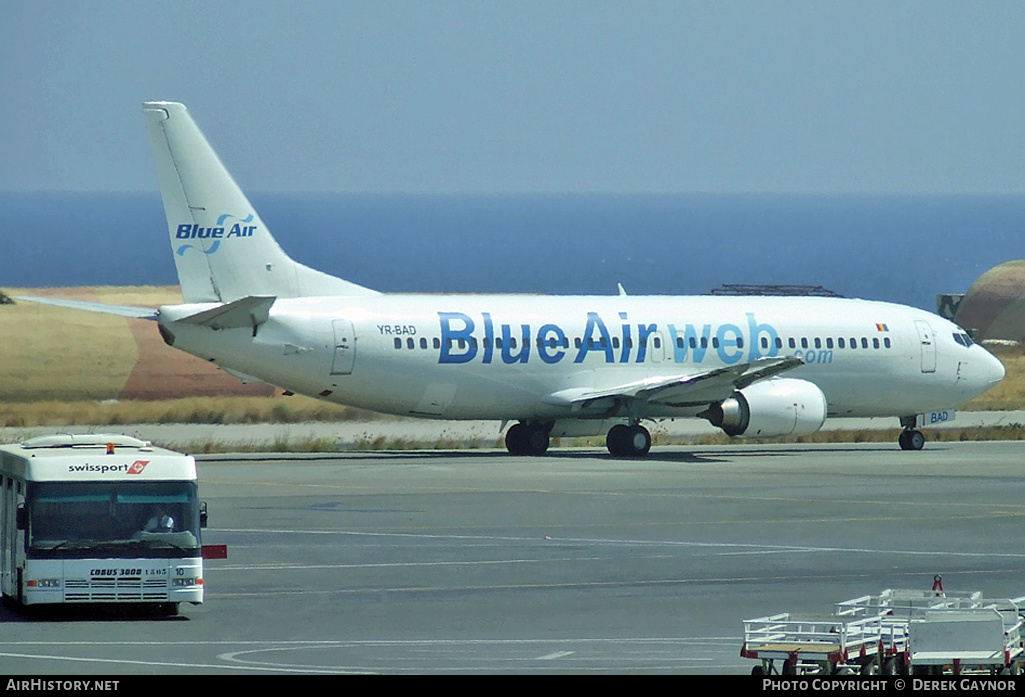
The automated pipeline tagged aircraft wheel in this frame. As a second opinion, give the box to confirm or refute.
[626,425,652,457]
[608,424,651,458]
[505,423,527,455]
[506,422,549,456]
[524,423,550,456]
[606,424,629,457]
[899,429,925,451]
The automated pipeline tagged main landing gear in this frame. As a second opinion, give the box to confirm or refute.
[606,423,651,458]
[503,421,653,458]
[504,421,550,456]
[898,416,925,451]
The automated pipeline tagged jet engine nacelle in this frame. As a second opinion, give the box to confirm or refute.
[704,378,827,438]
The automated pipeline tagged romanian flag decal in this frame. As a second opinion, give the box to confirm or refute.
[875,323,889,332]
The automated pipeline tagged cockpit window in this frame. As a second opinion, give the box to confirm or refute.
[952,332,974,348]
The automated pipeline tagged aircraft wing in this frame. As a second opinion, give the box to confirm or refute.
[543,356,804,410]
[14,296,158,320]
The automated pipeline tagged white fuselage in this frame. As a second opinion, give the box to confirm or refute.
[158,293,1004,424]
[17,101,1008,456]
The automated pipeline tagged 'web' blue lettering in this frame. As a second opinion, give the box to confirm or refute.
[437,311,782,366]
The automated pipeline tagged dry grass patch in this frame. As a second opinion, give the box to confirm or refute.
[962,343,1025,411]
[0,395,378,428]
[3,287,1025,436]
[0,286,182,402]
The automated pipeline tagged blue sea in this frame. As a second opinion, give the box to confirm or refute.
[2,191,1023,312]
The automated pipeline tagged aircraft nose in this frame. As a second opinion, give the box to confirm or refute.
[985,349,1006,386]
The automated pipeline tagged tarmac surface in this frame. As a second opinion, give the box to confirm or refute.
[3,409,1025,451]
[2,440,1025,675]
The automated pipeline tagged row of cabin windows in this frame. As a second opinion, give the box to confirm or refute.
[760,336,892,350]
[394,336,664,351]
[397,337,439,350]
[664,335,891,351]
[394,334,892,352]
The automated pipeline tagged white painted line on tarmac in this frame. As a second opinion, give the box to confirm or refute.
[210,527,1025,562]
[537,651,575,660]
[0,651,370,674]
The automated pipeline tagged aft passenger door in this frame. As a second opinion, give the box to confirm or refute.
[330,320,356,375]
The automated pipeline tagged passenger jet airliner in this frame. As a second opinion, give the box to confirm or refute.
[19,102,1006,457]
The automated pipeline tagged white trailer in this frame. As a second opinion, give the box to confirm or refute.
[833,588,988,675]
[741,611,885,675]
[908,602,1025,675]
[743,587,1025,675]
[836,588,985,618]
[0,434,207,615]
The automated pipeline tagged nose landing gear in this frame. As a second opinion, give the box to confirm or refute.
[898,429,925,451]
[898,416,925,450]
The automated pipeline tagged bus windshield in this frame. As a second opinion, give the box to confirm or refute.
[27,481,200,557]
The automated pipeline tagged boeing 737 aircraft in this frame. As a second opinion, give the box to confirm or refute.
[19,102,1006,457]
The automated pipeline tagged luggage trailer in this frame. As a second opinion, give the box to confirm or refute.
[741,611,886,676]
[906,602,1025,676]
[743,588,1025,675]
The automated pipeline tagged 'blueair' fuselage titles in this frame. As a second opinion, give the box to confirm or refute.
[437,311,783,365]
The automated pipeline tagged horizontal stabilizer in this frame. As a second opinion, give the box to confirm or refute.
[14,296,158,320]
[221,367,268,384]
[177,295,276,330]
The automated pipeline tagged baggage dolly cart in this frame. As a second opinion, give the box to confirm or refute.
[908,601,1025,675]
[741,585,990,676]
[833,587,987,674]
[741,611,884,675]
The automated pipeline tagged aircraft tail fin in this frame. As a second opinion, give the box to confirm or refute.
[142,102,377,303]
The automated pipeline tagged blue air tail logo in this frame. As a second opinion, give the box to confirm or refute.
[175,214,256,255]
[176,240,220,256]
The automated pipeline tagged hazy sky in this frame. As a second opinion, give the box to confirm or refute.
[4,1,1025,194]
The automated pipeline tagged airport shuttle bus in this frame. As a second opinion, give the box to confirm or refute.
[0,434,205,614]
